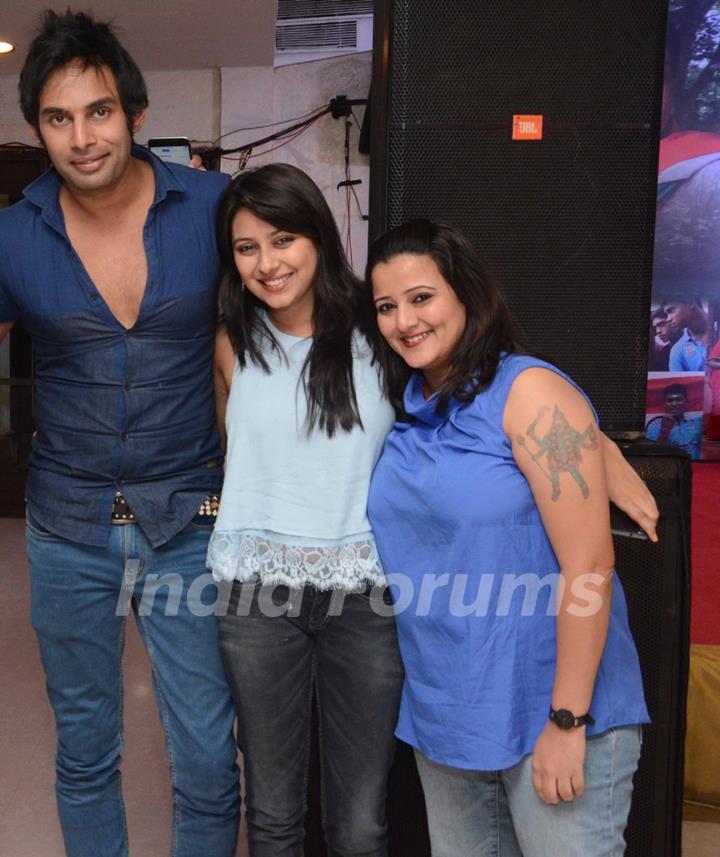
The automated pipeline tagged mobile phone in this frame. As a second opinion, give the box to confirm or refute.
[610,504,649,540]
[147,137,192,166]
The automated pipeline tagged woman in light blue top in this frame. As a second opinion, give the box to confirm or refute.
[365,220,650,857]
[208,164,403,857]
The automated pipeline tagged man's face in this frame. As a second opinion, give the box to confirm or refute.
[665,391,687,418]
[663,302,691,336]
[34,61,143,196]
[653,316,670,342]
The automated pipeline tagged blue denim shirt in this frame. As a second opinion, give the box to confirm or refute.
[0,146,229,547]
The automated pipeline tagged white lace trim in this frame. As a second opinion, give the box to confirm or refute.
[207,531,386,590]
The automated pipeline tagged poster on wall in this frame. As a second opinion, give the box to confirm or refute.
[650,0,720,458]
[646,373,705,458]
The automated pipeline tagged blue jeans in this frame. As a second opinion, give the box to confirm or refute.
[414,726,642,857]
[217,582,404,857]
[26,517,240,857]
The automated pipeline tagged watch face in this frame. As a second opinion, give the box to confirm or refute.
[553,708,576,729]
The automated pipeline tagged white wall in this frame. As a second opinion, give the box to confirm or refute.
[0,51,372,270]
[220,53,371,273]
[0,75,32,144]
[141,69,219,144]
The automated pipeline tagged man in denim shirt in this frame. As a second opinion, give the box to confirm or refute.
[0,10,239,856]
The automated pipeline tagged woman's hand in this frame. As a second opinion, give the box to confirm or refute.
[601,434,659,542]
[531,721,586,804]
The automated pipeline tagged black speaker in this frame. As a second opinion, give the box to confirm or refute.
[613,442,691,857]
[369,0,669,432]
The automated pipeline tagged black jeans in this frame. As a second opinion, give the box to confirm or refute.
[217,581,404,857]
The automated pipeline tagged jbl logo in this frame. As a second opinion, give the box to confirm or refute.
[512,115,544,140]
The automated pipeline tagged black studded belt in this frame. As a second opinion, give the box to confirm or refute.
[111,491,220,524]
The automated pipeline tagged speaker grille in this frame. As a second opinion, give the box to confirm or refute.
[390,0,660,124]
[378,0,667,430]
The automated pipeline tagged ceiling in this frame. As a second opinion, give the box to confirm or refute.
[0,0,279,75]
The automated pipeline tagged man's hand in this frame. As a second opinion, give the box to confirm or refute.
[602,434,659,542]
[531,721,586,804]
[188,154,206,171]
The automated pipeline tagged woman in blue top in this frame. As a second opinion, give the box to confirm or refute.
[365,219,650,857]
[208,164,403,857]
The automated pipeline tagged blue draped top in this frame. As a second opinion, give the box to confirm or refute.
[367,354,649,770]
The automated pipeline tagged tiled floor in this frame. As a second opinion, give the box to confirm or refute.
[0,517,717,856]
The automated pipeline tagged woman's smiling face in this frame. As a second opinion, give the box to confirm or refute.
[232,208,318,334]
[372,252,467,392]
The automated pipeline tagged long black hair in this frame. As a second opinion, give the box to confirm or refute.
[19,9,148,135]
[365,219,524,414]
[216,163,365,437]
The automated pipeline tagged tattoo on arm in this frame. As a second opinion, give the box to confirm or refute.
[515,405,599,501]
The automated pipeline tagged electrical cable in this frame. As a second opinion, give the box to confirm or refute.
[230,107,330,152]
[213,105,328,144]
[342,118,353,266]
[197,97,365,165]
[247,111,324,160]
[197,106,331,163]
[221,113,323,174]
[350,183,366,220]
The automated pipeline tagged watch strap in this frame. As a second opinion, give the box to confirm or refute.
[549,706,596,729]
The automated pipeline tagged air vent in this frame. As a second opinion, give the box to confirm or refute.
[277,0,373,20]
[277,19,357,51]
[275,10,373,66]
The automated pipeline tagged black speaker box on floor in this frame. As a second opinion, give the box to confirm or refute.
[304,445,691,856]
[612,443,691,857]
[369,0,668,433]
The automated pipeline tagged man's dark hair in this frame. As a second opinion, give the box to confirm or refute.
[664,383,688,400]
[19,8,148,133]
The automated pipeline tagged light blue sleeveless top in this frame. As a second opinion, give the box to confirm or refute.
[207,318,395,590]
[368,354,649,770]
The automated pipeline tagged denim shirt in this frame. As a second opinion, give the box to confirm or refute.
[0,146,229,547]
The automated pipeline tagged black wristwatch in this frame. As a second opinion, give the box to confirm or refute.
[549,706,596,730]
